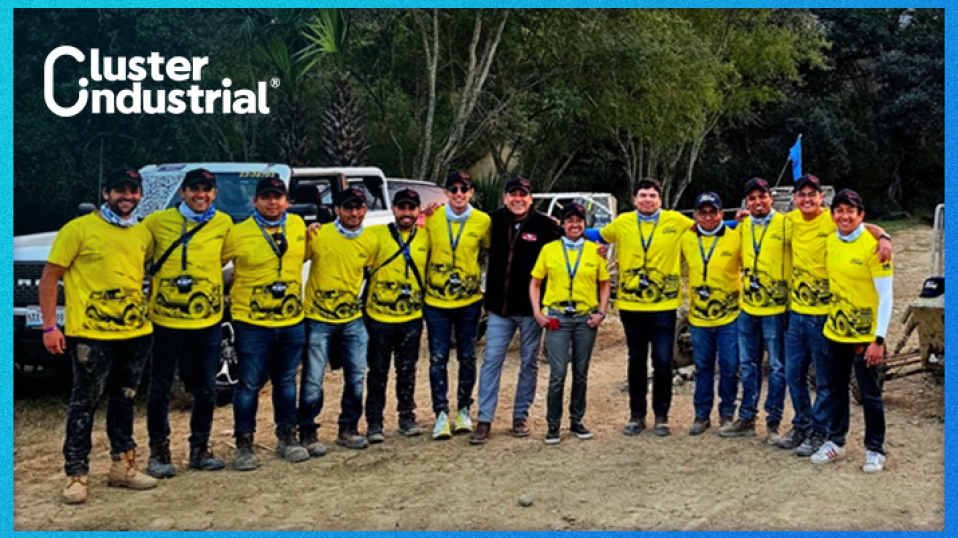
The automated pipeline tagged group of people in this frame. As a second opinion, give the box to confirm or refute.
[39,166,894,506]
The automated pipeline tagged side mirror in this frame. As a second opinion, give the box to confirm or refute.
[315,206,336,224]
[77,203,97,216]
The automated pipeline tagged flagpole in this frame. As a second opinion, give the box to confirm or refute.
[773,157,791,187]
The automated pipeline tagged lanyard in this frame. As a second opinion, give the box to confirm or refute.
[561,242,584,300]
[257,221,287,277]
[446,217,467,269]
[390,223,417,279]
[750,217,772,276]
[636,212,659,271]
[697,233,720,284]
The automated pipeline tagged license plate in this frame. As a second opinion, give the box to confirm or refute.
[26,305,64,328]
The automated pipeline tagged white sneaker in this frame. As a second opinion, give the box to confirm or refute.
[810,440,846,464]
[862,450,886,474]
[454,407,473,433]
[432,411,452,440]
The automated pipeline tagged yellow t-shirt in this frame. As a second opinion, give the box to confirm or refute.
[787,209,837,316]
[424,208,491,309]
[47,213,153,340]
[142,208,233,329]
[680,226,742,327]
[531,240,610,315]
[304,224,379,324]
[222,215,308,328]
[740,212,792,316]
[365,224,430,324]
[824,231,893,343]
[600,210,693,312]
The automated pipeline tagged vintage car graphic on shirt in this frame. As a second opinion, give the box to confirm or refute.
[310,289,363,319]
[249,281,302,320]
[154,275,222,319]
[370,280,424,317]
[791,267,832,307]
[691,287,740,321]
[426,262,481,301]
[742,268,789,308]
[827,293,874,338]
[619,267,680,303]
[84,287,148,331]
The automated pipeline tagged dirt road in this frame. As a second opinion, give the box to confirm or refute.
[13,224,943,531]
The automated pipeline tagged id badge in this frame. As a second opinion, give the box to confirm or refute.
[697,287,710,301]
[749,279,761,292]
[176,276,194,293]
[270,281,288,298]
[639,276,650,289]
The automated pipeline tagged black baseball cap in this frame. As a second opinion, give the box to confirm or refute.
[255,175,287,197]
[392,188,421,206]
[743,177,771,197]
[562,203,587,220]
[920,277,944,298]
[832,189,865,212]
[182,168,216,189]
[104,167,142,191]
[505,176,532,194]
[793,174,822,193]
[694,192,723,210]
[445,171,473,189]
[335,187,367,207]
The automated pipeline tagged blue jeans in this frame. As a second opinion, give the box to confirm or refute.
[298,318,368,431]
[620,310,676,420]
[477,313,542,423]
[232,322,304,437]
[737,311,786,424]
[423,302,482,415]
[818,340,886,454]
[691,322,739,420]
[785,312,828,432]
[147,324,221,449]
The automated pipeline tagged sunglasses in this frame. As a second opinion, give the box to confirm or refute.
[272,233,289,257]
[447,186,472,194]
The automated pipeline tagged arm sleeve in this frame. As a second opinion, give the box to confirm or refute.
[724,219,739,230]
[47,221,82,268]
[530,247,549,279]
[597,250,611,281]
[873,276,894,338]
[598,218,617,243]
[585,229,607,244]
[221,227,237,265]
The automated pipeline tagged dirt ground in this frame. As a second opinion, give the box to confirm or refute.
[13,223,944,531]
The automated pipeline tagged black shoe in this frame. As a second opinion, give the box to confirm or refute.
[545,424,561,445]
[276,426,309,463]
[623,418,646,436]
[232,433,257,472]
[147,440,176,479]
[337,425,369,450]
[367,423,385,444]
[299,427,327,458]
[570,422,593,440]
[189,444,225,471]
[777,427,807,450]
[398,416,422,437]
[653,416,671,437]
[688,417,711,436]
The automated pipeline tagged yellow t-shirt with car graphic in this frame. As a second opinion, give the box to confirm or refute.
[740,212,792,316]
[787,209,836,316]
[47,213,153,340]
[142,208,233,329]
[222,215,307,328]
[824,231,893,343]
[680,226,742,327]
[531,240,610,315]
[305,225,379,324]
[424,209,491,309]
[600,210,693,312]
[365,224,430,324]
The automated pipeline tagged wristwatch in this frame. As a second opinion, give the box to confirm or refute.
[874,336,885,346]
[597,311,607,319]
[878,233,892,243]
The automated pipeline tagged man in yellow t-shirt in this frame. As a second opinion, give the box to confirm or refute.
[720,178,791,441]
[809,189,892,474]
[679,192,741,436]
[364,189,430,443]
[222,176,310,471]
[141,169,232,477]
[599,177,693,437]
[40,167,157,504]
[423,171,491,440]
[299,187,379,450]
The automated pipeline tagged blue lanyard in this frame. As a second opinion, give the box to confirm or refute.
[391,224,417,279]
[750,218,772,275]
[446,218,467,269]
[561,242,584,300]
[636,212,659,270]
[257,221,287,277]
[697,234,720,284]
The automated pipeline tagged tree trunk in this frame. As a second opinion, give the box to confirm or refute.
[414,9,439,181]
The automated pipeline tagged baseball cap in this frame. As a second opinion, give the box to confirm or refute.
[793,174,822,193]
[181,168,217,189]
[104,167,143,190]
[335,187,367,207]
[504,177,532,194]
[742,177,771,197]
[392,188,421,206]
[445,171,473,189]
[562,203,587,220]
[920,277,944,298]
[694,192,723,210]
[832,189,865,212]
[255,176,287,197]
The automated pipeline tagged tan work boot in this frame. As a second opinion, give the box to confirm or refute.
[108,449,159,490]
[61,475,89,505]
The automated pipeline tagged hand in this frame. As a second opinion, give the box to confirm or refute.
[735,209,749,222]
[596,244,609,259]
[876,238,892,264]
[307,222,323,238]
[586,313,605,328]
[423,202,442,217]
[865,342,885,367]
[43,328,66,355]
[534,313,551,328]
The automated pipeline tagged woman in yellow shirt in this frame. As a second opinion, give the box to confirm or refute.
[530,204,611,444]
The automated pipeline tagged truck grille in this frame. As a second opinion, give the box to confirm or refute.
[14,262,64,306]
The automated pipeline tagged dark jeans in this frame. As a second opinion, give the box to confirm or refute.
[545,313,597,426]
[232,321,304,437]
[63,335,153,476]
[423,301,481,415]
[147,324,221,449]
[785,312,828,431]
[737,311,786,424]
[298,318,368,431]
[365,317,423,425]
[691,321,739,420]
[620,310,676,421]
[819,340,886,454]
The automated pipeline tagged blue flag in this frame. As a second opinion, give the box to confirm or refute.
[789,135,802,180]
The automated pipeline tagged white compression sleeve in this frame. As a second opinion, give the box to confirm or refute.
[873,276,894,339]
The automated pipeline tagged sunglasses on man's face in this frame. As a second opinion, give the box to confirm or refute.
[447,186,471,194]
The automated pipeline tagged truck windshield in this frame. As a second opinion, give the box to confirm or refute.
[164,173,265,223]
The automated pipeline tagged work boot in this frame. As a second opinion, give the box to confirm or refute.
[108,449,159,490]
[765,422,782,445]
[795,431,827,458]
[570,422,593,440]
[777,427,807,450]
[470,422,491,445]
[623,418,646,436]
[689,417,711,436]
[147,440,176,479]
[718,416,734,432]
[189,444,226,471]
[718,418,756,438]
[276,426,309,463]
[510,418,531,438]
[367,423,385,444]
[300,427,328,458]
[653,416,671,437]
[336,425,369,450]
[398,416,422,437]
[232,432,257,471]
[61,475,88,505]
